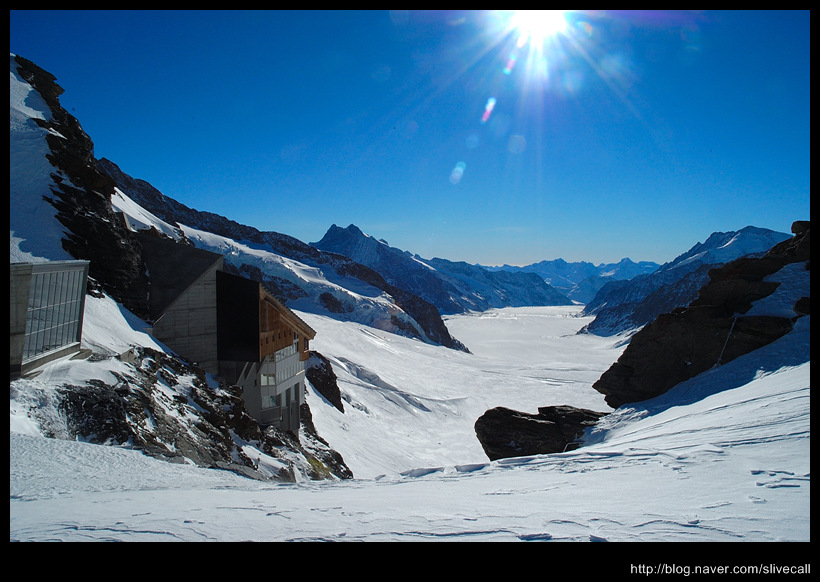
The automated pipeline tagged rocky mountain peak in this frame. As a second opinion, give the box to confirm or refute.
[580,225,792,336]
[592,221,809,408]
[312,224,573,315]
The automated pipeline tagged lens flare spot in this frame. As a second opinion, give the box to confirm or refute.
[449,161,467,184]
[481,97,497,124]
[503,53,518,75]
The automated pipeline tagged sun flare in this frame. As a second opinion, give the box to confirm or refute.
[510,10,569,48]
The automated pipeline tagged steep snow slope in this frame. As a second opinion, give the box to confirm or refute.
[10,53,72,263]
[10,306,810,542]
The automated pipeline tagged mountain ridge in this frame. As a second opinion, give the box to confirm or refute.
[580,225,791,336]
[312,223,574,314]
[97,158,468,353]
[485,256,661,303]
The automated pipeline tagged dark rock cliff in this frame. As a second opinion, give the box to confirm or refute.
[593,221,809,409]
[13,55,151,320]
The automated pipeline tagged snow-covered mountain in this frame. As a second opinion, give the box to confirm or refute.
[487,257,660,303]
[581,226,792,336]
[97,158,467,353]
[10,52,354,481]
[10,53,810,546]
[312,223,573,314]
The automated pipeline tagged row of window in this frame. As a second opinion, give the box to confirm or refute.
[261,382,301,410]
[259,342,305,410]
[22,267,86,362]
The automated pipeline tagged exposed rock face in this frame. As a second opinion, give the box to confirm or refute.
[474,405,608,461]
[581,226,791,336]
[306,351,344,413]
[54,347,353,481]
[593,221,810,409]
[13,55,150,320]
[297,403,354,480]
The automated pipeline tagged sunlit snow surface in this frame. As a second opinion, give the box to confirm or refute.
[10,303,809,542]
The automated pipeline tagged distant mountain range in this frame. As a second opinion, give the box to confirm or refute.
[310,223,791,341]
[580,226,792,336]
[485,258,661,304]
[312,224,573,315]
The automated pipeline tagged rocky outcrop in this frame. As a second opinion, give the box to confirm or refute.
[306,351,344,412]
[474,405,608,461]
[296,402,354,480]
[55,347,353,481]
[593,221,810,409]
[13,55,151,320]
[581,226,791,336]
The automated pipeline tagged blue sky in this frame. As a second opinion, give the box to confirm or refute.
[10,10,810,265]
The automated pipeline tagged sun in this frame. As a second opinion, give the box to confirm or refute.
[509,10,569,48]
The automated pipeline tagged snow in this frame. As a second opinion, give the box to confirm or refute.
[9,53,72,264]
[302,306,618,478]
[668,227,790,272]
[112,187,183,240]
[10,295,810,542]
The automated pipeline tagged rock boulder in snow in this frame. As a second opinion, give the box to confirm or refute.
[306,351,344,413]
[474,405,608,461]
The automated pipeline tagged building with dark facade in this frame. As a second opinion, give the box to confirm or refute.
[137,233,315,430]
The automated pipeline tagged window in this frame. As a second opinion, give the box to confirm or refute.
[21,262,88,363]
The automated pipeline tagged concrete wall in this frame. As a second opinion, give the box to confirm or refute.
[152,261,221,373]
[133,233,313,431]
